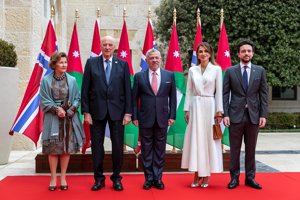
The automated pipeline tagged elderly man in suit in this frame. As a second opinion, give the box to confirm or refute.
[223,39,268,190]
[81,35,132,191]
[132,49,176,190]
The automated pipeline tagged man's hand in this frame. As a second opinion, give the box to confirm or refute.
[84,113,93,125]
[223,116,230,127]
[184,111,189,124]
[133,120,139,126]
[259,117,266,128]
[123,115,131,125]
[168,119,175,126]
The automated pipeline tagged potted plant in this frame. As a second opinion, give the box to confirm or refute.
[0,39,18,164]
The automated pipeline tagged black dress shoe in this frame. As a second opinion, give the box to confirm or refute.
[245,179,262,189]
[113,180,123,191]
[228,178,239,189]
[91,180,105,191]
[48,186,57,191]
[143,180,153,190]
[60,185,68,191]
[153,180,165,190]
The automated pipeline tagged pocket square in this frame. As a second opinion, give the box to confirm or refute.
[166,81,171,84]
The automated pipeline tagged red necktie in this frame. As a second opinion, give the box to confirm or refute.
[152,71,158,95]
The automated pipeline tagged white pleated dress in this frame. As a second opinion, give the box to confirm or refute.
[181,62,223,176]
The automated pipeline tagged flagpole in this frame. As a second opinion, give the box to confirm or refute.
[220,8,224,30]
[51,5,55,31]
[171,8,177,153]
[75,8,79,23]
[197,8,201,27]
[97,8,101,19]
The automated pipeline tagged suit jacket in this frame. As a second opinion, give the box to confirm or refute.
[81,55,132,121]
[223,64,268,124]
[132,69,177,128]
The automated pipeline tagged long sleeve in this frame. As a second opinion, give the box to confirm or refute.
[223,69,231,117]
[215,66,223,113]
[183,69,193,111]
[81,58,91,114]
[259,67,268,118]
[40,75,56,113]
[169,72,177,120]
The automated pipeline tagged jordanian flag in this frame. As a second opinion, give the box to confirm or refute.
[67,22,83,120]
[164,23,186,149]
[216,22,231,146]
[117,19,138,149]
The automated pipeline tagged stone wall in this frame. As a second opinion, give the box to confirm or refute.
[2,0,161,150]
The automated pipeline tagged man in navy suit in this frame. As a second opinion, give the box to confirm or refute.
[223,39,268,190]
[132,49,177,190]
[81,35,132,191]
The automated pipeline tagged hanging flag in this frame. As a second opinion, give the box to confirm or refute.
[90,19,102,57]
[117,20,138,149]
[191,20,203,66]
[164,23,186,149]
[81,19,102,154]
[9,20,57,146]
[140,20,156,72]
[134,19,156,154]
[216,22,231,146]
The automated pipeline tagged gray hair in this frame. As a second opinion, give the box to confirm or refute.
[145,48,161,59]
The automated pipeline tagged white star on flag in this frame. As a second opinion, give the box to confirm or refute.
[173,50,180,58]
[120,50,127,58]
[73,50,80,58]
[224,50,230,58]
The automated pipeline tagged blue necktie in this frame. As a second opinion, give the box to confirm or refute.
[243,66,248,91]
[105,59,111,83]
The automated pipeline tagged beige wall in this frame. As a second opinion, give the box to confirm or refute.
[2,0,161,150]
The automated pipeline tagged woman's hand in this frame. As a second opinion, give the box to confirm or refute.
[184,111,189,124]
[56,107,66,118]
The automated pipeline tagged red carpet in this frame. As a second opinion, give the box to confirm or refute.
[0,173,299,200]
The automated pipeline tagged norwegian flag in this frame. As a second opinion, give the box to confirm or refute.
[117,20,134,75]
[140,19,156,72]
[191,20,203,66]
[9,20,57,146]
[82,19,102,154]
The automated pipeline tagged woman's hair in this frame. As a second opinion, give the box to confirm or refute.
[49,52,68,70]
[196,42,216,65]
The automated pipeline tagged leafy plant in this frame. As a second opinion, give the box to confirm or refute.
[155,0,300,87]
[0,39,17,67]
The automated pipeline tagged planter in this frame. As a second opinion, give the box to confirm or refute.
[0,67,18,164]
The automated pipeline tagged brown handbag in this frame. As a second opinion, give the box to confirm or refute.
[213,124,223,140]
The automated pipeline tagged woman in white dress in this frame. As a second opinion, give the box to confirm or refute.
[181,42,223,188]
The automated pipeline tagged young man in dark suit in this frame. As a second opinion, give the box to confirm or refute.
[81,35,132,191]
[132,49,177,190]
[223,39,268,190]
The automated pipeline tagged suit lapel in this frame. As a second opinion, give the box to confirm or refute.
[98,56,107,86]
[248,64,256,91]
[233,64,246,93]
[157,69,165,96]
[143,69,154,95]
[108,56,117,85]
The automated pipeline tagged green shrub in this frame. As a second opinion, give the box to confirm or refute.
[0,39,17,67]
[267,112,297,129]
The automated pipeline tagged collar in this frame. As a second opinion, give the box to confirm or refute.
[240,62,252,69]
[149,68,161,76]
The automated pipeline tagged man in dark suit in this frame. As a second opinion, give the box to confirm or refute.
[81,35,132,191]
[223,39,268,190]
[132,49,176,190]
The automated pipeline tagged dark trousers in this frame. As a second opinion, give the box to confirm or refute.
[229,109,259,180]
[140,121,167,181]
[90,113,124,182]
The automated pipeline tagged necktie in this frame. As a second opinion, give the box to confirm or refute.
[151,71,158,95]
[243,65,248,91]
[105,59,111,83]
